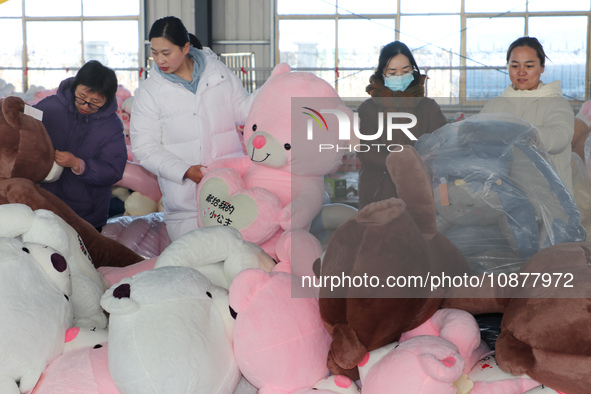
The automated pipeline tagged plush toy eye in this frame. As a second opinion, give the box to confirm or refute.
[284,143,291,150]
[93,344,103,349]
[113,283,131,299]
[229,306,237,319]
[252,124,257,131]
[22,247,30,253]
[51,254,67,273]
[206,291,212,298]
[313,258,321,278]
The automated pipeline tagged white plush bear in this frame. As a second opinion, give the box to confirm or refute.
[101,266,240,394]
[0,238,73,394]
[0,204,107,328]
[154,225,276,289]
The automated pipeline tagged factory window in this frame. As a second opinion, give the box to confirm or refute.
[277,0,590,102]
[0,0,143,96]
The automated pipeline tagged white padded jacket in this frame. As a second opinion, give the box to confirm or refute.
[481,80,574,195]
[130,47,255,240]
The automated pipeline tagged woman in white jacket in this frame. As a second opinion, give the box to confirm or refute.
[131,16,255,241]
[481,36,574,195]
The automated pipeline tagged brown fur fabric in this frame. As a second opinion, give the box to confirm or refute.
[0,96,142,268]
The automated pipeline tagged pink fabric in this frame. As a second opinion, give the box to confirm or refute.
[230,269,332,392]
[101,213,171,260]
[333,375,352,388]
[362,336,463,394]
[115,161,161,202]
[65,327,80,343]
[98,258,156,286]
[400,308,488,374]
[31,343,119,394]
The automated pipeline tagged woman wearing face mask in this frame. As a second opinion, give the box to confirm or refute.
[480,36,574,195]
[130,16,256,241]
[356,41,447,209]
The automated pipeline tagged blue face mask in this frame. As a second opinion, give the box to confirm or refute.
[383,73,415,92]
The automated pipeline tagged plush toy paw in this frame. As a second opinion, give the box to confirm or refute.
[0,375,20,394]
[359,336,465,394]
[0,237,73,392]
[155,225,275,289]
[198,167,283,244]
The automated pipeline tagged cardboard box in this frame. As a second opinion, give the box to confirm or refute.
[324,177,347,199]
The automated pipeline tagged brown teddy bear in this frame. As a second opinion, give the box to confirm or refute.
[444,241,591,394]
[317,146,471,380]
[0,96,143,268]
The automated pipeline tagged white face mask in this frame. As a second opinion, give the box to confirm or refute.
[383,73,414,92]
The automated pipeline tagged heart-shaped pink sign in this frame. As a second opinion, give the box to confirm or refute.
[197,168,283,245]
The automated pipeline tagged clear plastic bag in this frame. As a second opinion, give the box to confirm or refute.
[415,113,586,274]
[102,212,171,260]
[571,152,591,235]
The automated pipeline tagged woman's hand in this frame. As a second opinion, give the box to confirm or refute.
[184,165,207,184]
[55,150,80,173]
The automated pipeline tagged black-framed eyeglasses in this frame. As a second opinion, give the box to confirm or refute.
[75,96,104,111]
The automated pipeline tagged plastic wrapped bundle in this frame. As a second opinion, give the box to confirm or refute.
[415,113,585,274]
[101,212,171,259]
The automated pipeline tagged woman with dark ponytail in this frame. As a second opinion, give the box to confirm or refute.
[130,16,256,241]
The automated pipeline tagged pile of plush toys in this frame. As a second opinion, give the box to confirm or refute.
[1,63,590,394]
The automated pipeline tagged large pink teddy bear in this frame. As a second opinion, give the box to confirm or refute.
[229,268,332,393]
[197,63,351,269]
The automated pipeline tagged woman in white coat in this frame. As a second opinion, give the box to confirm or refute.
[131,16,255,241]
[480,36,574,195]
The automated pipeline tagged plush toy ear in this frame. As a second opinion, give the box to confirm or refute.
[155,226,244,269]
[100,278,140,315]
[386,146,437,236]
[2,96,25,130]
[330,323,368,370]
[418,352,464,383]
[228,268,271,313]
[271,62,291,76]
[0,204,35,237]
[224,241,275,283]
[24,242,72,297]
[494,330,535,375]
[355,198,406,226]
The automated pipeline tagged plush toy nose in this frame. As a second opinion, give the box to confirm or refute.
[113,283,131,299]
[51,253,67,273]
[252,135,267,149]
